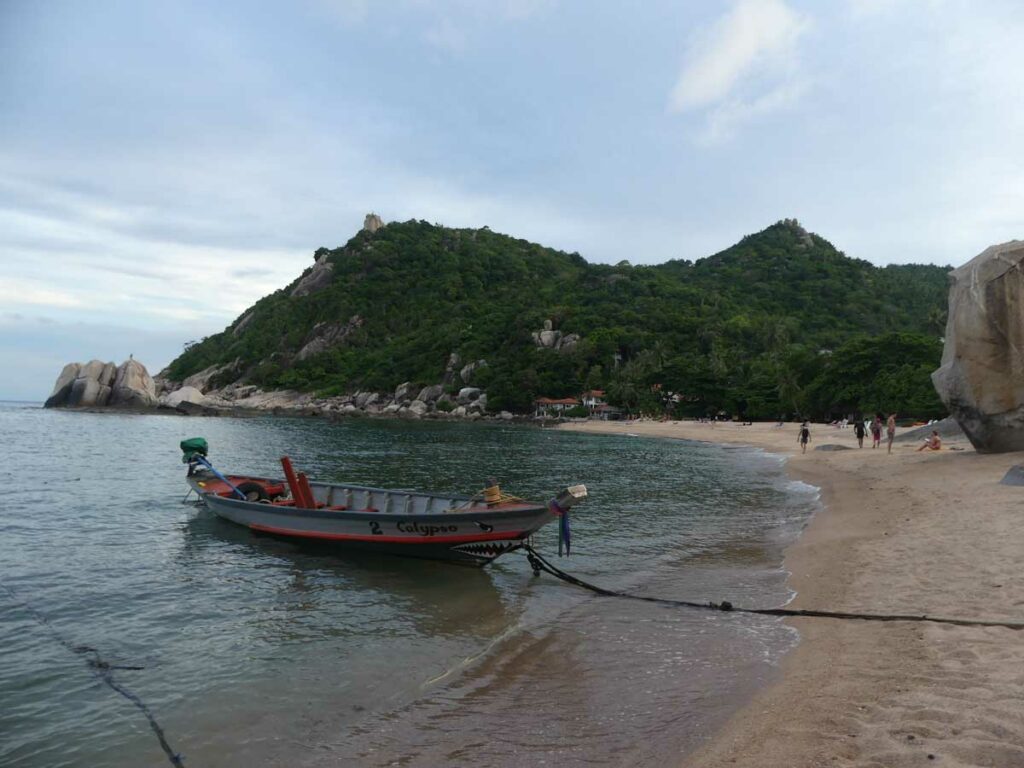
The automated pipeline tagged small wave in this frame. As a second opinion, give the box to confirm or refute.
[784,479,821,498]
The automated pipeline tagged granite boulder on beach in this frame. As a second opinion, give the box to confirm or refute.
[932,239,1024,452]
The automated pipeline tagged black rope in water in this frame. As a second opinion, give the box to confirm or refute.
[0,581,188,767]
[522,545,1024,631]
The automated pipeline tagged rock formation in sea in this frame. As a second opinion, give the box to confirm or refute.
[45,358,158,409]
[932,240,1024,452]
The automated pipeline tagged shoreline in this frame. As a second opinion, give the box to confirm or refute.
[557,420,1024,766]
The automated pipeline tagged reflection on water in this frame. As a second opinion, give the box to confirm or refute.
[0,404,819,767]
[179,508,513,641]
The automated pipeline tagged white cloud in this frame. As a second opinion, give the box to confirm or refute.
[0,280,85,309]
[668,0,809,140]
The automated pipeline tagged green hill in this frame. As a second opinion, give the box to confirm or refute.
[165,218,950,419]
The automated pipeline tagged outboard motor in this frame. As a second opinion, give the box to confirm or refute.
[181,437,209,477]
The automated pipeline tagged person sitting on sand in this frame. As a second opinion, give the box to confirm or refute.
[917,430,942,452]
[798,421,811,453]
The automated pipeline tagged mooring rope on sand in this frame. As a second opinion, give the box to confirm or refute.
[522,545,1024,631]
[0,581,187,767]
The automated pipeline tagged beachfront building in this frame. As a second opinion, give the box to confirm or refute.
[591,403,623,421]
[581,389,606,409]
[534,396,580,418]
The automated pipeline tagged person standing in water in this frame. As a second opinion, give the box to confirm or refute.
[886,413,897,454]
[871,413,883,448]
[798,421,811,453]
[854,417,866,448]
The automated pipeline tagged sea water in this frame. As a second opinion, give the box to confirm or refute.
[0,403,819,767]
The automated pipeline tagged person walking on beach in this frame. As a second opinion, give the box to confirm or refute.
[798,421,811,453]
[871,413,883,449]
[853,418,866,448]
[886,413,897,454]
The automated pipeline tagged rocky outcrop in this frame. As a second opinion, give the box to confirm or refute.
[295,315,364,361]
[232,310,256,337]
[291,250,335,298]
[932,240,1024,452]
[354,391,379,409]
[442,352,461,386]
[459,359,487,384]
[45,363,81,408]
[363,213,384,234]
[394,382,415,404]
[531,320,581,354]
[417,384,444,403]
[457,387,482,404]
[181,361,239,393]
[109,360,158,407]
[45,358,157,409]
[51,359,117,408]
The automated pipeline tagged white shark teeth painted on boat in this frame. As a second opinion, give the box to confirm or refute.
[450,541,520,560]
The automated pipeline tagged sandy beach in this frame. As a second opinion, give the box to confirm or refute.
[557,419,1024,767]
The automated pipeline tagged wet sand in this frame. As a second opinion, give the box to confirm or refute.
[558,420,1024,767]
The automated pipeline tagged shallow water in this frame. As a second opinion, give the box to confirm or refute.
[0,403,819,767]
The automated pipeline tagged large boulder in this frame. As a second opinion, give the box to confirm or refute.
[99,362,117,387]
[46,360,153,409]
[109,359,158,408]
[417,384,444,403]
[47,359,116,408]
[162,386,207,408]
[932,240,1024,452]
[459,359,487,384]
[78,359,107,383]
[538,329,560,348]
[354,391,379,409]
[394,381,415,404]
[44,363,81,407]
[457,387,482,404]
[68,376,101,407]
[557,333,580,353]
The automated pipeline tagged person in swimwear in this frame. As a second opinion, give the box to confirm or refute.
[871,413,883,448]
[917,430,942,451]
[853,417,866,448]
[886,413,897,454]
[798,421,811,453]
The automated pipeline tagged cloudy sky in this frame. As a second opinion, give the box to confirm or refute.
[2,0,1023,399]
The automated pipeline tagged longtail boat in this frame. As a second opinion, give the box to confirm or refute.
[180,438,586,567]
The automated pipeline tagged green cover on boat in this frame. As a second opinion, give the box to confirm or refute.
[180,437,209,463]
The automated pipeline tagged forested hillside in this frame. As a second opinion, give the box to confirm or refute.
[165,218,950,419]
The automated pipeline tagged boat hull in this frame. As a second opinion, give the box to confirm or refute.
[197,477,555,566]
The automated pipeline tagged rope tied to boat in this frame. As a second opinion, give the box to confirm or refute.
[0,581,188,767]
[521,545,1024,631]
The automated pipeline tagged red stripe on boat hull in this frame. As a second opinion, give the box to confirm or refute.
[247,523,526,545]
